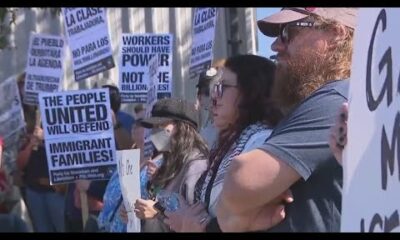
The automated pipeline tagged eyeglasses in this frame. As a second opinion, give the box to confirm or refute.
[212,81,238,99]
[279,21,317,44]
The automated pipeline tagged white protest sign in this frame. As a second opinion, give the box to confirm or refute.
[24,33,65,106]
[189,8,218,79]
[38,89,117,185]
[341,8,400,232]
[0,76,25,140]
[116,149,141,232]
[62,8,115,81]
[143,55,159,160]
[119,33,173,103]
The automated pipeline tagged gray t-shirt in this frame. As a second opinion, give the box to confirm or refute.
[259,80,348,232]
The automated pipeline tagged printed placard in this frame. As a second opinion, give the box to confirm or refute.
[143,55,159,160]
[119,33,173,103]
[189,8,218,79]
[62,8,115,81]
[0,76,25,139]
[38,89,117,184]
[24,33,65,105]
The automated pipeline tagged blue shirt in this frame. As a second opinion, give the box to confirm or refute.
[97,171,125,232]
[117,111,135,133]
[260,80,348,232]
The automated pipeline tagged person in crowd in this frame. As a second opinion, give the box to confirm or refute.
[0,136,12,214]
[16,118,66,232]
[132,98,209,232]
[329,102,348,166]
[196,59,226,149]
[134,104,146,121]
[216,8,357,232]
[0,136,29,232]
[16,73,67,232]
[164,54,285,232]
[97,118,148,233]
[100,84,135,134]
[102,118,165,232]
[10,72,37,232]
[64,84,134,232]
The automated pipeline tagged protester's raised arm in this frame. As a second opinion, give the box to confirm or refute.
[216,149,299,232]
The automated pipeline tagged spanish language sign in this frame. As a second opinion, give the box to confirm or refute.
[189,8,218,79]
[62,8,115,81]
[24,33,65,105]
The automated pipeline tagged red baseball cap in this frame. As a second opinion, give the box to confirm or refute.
[258,8,358,37]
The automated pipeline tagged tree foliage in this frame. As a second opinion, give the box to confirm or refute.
[0,8,61,50]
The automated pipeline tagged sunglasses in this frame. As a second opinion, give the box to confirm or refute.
[279,21,317,44]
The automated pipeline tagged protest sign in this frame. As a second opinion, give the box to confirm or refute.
[62,8,115,81]
[116,149,141,232]
[24,33,65,105]
[341,8,400,232]
[142,55,159,160]
[189,8,218,80]
[0,75,25,140]
[119,33,173,103]
[38,88,116,185]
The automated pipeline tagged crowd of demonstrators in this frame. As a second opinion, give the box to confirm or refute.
[216,8,357,232]
[164,54,285,232]
[1,8,363,233]
[129,98,208,232]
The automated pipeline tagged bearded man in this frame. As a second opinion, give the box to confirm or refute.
[216,8,358,232]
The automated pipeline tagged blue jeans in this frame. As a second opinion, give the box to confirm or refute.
[25,187,65,232]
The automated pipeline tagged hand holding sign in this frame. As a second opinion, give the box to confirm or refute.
[75,179,91,192]
[32,125,44,150]
[134,198,158,220]
[329,102,348,166]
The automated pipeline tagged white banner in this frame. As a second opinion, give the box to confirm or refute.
[0,76,25,139]
[24,33,65,105]
[38,89,116,185]
[189,8,218,79]
[119,33,173,103]
[341,8,400,232]
[62,8,115,81]
[116,149,141,232]
[143,55,159,160]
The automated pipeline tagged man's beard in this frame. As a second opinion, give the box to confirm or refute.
[272,50,333,112]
